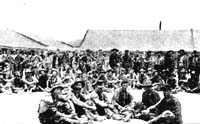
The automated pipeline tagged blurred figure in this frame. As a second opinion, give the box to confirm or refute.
[10,71,26,93]
[188,50,200,76]
[122,50,132,74]
[109,48,121,72]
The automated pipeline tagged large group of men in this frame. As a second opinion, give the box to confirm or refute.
[1,47,200,124]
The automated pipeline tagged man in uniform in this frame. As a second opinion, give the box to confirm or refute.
[122,50,132,73]
[112,79,134,122]
[109,48,121,71]
[10,71,27,93]
[89,80,114,118]
[70,79,97,120]
[188,50,200,76]
[38,83,88,124]
[142,84,182,124]
[141,80,161,109]
[186,71,200,93]
[134,80,160,121]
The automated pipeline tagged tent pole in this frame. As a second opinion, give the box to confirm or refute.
[191,28,195,50]
[159,21,162,31]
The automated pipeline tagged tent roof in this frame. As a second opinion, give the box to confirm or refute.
[0,29,47,49]
[46,40,73,51]
[80,30,200,51]
[26,35,73,51]
[64,39,82,48]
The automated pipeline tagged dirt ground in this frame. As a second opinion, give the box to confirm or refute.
[0,90,199,124]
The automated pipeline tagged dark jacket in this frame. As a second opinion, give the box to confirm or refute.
[150,95,182,124]
[109,53,120,68]
[142,90,160,108]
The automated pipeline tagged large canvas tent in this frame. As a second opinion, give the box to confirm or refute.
[79,30,200,51]
[0,29,47,49]
[22,34,74,51]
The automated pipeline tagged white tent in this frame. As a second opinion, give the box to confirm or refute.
[80,30,200,51]
[0,29,47,49]
[21,34,74,51]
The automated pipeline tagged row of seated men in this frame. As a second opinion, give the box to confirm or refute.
[38,77,182,124]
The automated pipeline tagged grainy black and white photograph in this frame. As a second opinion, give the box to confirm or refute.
[0,0,200,124]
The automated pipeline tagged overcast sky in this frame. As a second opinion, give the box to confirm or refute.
[0,0,200,42]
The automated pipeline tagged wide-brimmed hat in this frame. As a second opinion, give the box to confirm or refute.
[120,68,126,72]
[191,71,196,75]
[147,68,153,72]
[125,50,129,53]
[178,49,185,54]
[160,84,172,91]
[167,50,175,55]
[121,78,129,85]
[97,62,102,66]
[76,70,82,74]
[14,71,21,77]
[49,83,68,93]
[147,50,152,54]
[141,80,153,87]
[38,68,47,74]
[140,68,146,72]
[168,73,176,77]
[94,80,105,87]
[51,68,59,75]
[25,69,32,73]
[62,76,72,83]
[180,68,186,73]
[111,48,119,52]
[192,50,198,54]
[71,79,85,90]
[107,69,114,73]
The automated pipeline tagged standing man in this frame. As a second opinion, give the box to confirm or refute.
[122,50,132,74]
[109,48,121,72]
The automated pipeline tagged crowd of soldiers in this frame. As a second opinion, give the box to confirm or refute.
[1,47,200,124]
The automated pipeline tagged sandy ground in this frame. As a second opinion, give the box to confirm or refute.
[0,90,199,124]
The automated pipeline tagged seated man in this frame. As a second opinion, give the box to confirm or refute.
[112,79,134,122]
[151,70,165,91]
[105,69,119,90]
[186,71,200,93]
[142,80,161,108]
[135,80,161,121]
[0,72,10,93]
[38,83,88,124]
[89,80,114,118]
[36,68,48,91]
[135,68,151,89]
[175,68,189,93]
[22,68,38,92]
[9,71,27,93]
[166,73,177,90]
[70,79,97,121]
[142,84,182,124]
